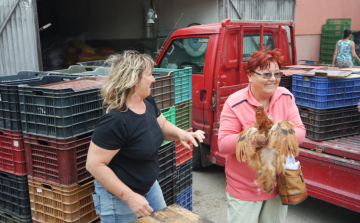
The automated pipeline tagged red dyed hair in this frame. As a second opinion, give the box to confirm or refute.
[246,48,284,75]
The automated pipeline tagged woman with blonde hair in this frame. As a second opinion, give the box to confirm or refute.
[86,50,205,223]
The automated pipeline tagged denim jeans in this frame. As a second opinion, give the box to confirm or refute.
[92,180,167,223]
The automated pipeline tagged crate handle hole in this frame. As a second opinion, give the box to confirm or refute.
[33,91,44,95]
[62,78,71,81]
[86,68,95,71]
[76,132,93,139]
[0,131,3,135]
[3,213,13,218]
[38,140,49,146]
[42,184,52,190]
[0,173,9,178]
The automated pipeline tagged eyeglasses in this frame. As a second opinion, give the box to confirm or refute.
[253,71,284,79]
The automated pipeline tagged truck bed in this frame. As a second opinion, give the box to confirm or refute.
[299,135,360,212]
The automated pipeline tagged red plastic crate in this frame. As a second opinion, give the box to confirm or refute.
[24,133,93,187]
[0,130,27,175]
[175,129,193,166]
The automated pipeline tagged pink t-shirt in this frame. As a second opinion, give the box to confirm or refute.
[218,85,306,201]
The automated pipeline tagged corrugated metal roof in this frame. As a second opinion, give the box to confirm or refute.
[227,0,295,21]
[0,0,39,76]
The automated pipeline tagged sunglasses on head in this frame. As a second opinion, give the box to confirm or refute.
[253,71,284,79]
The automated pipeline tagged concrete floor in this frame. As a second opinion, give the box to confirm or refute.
[192,165,360,223]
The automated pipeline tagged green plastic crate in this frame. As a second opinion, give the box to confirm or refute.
[175,99,192,130]
[322,24,350,31]
[161,106,176,145]
[327,18,351,25]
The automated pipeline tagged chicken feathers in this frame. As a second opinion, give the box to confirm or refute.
[235,106,299,194]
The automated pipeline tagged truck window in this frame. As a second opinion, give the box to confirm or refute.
[243,34,275,61]
[159,37,209,73]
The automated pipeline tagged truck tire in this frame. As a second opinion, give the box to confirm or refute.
[193,141,202,169]
[193,142,213,169]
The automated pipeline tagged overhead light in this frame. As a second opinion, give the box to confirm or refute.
[146,7,157,24]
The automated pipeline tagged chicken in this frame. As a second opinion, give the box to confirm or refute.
[236,106,299,194]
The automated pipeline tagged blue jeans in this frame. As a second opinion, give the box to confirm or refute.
[92,180,167,223]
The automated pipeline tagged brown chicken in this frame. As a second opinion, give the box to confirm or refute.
[236,106,299,194]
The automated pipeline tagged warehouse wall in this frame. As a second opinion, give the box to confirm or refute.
[295,0,360,62]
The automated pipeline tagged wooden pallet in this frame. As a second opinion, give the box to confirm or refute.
[131,204,214,223]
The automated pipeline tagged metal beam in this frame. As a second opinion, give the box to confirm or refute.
[0,0,20,36]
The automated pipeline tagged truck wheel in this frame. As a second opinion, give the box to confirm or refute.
[193,141,202,169]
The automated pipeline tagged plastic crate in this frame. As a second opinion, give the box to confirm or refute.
[279,75,292,92]
[158,174,177,206]
[322,30,344,37]
[298,105,360,141]
[176,187,192,211]
[175,129,193,166]
[77,60,108,67]
[0,170,31,218]
[151,70,174,110]
[327,18,351,25]
[0,71,49,82]
[153,67,192,103]
[18,78,103,139]
[24,133,93,186]
[292,74,360,109]
[176,159,193,194]
[0,130,26,175]
[162,106,176,146]
[0,209,32,223]
[51,65,99,74]
[28,177,98,222]
[175,99,192,130]
[0,76,80,132]
[158,142,176,183]
[322,24,350,31]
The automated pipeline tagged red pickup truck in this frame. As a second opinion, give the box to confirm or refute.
[155,19,360,212]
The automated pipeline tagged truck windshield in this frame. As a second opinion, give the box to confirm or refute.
[159,37,209,73]
[243,34,275,61]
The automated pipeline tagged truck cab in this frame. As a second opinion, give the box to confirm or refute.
[155,19,297,167]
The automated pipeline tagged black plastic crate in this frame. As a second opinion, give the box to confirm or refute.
[18,77,103,139]
[0,171,31,218]
[0,170,29,197]
[158,142,176,183]
[158,174,177,206]
[279,75,292,92]
[298,105,360,141]
[0,76,80,131]
[0,71,50,83]
[176,158,193,194]
[0,209,32,223]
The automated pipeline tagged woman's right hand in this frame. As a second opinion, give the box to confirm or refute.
[126,192,154,217]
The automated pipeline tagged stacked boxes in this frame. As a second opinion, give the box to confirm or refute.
[320,18,352,64]
[292,73,360,141]
[0,70,106,222]
[20,77,103,222]
[153,67,194,211]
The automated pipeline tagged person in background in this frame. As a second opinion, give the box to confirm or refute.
[86,50,205,223]
[332,29,360,68]
[218,49,306,223]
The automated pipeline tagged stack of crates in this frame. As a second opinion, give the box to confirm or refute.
[0,68,106,222]
[19,76,105,223]
[0,72,60,223]
[320,18,352,64]
[292,73,360,141]
[354,31,360,65]
[152,67,194,211]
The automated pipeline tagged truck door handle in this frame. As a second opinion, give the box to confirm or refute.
[200,90,206,102]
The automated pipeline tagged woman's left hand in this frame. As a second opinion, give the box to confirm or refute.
[179,130,205,149]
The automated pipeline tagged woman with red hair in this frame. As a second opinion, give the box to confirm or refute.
[218,49,305,223]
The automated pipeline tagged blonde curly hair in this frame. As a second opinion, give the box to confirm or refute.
[101,50,154,113]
